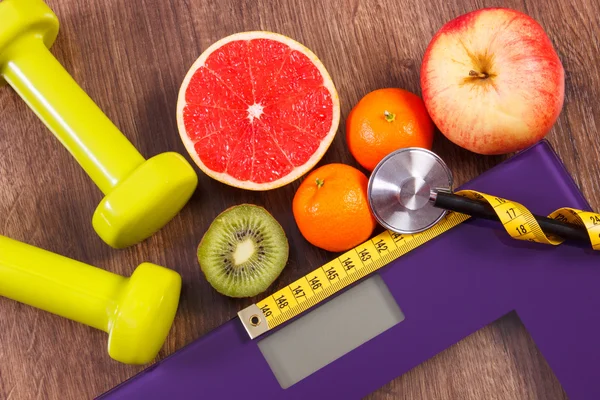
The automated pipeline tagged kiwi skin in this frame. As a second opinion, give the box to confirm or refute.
[197,204,289,298]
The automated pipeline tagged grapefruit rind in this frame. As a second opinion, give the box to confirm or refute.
[176,31,340,191]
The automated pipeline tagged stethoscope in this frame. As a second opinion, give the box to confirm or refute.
[367,147,589,243]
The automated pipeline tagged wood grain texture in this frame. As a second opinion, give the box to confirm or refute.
[0,0,598,398]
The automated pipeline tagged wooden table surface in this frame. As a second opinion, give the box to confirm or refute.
[1,0,598,398]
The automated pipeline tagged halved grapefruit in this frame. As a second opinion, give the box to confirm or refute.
[176,31,340,191]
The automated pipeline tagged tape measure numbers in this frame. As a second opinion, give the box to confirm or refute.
[238,190,600,339]
[458,190,600,249]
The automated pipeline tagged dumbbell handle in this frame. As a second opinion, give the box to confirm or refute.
[0,234,122,331]
[2,35,145,195]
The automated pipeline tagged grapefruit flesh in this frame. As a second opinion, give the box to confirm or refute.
[177,32,340,190]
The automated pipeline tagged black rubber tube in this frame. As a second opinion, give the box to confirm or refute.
[433,191,590,243]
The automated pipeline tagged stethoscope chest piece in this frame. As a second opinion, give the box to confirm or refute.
[367,147,453,234]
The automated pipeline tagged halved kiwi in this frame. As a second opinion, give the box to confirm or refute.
[198,204,289,298]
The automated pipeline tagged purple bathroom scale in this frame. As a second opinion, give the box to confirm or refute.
[100,140,600,400]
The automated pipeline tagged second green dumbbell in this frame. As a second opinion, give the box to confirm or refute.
[0,234,182,364]
[0,0,198,248]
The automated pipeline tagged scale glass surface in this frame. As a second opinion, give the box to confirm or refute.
[99,141,600,400]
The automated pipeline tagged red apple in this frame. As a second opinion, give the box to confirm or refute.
[420,8,564,155]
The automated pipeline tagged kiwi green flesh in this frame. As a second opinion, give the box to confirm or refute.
[198,204,289,298]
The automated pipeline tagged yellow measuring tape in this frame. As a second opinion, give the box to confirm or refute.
[458,191,600,249]
[239,190,600,339]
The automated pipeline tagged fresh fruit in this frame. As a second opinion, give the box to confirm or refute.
[346,88,434,171]
[177,31,340,191]
[197,204,289,297]
[292,164,376,252]
[420,8,564,155]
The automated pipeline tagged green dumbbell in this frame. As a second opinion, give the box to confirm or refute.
[0,0,198,248]
[0,234,181,364]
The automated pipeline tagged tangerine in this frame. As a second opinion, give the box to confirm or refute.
[346,88,434,171]
[292,164,376,252]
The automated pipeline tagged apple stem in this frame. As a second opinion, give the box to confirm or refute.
[316,178,324,188]
[384,110,396,122]
[469,70,488,79]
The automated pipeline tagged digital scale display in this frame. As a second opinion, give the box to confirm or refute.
[257,275,405,388]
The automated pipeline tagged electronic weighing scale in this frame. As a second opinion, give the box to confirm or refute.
[100,140,600,400]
